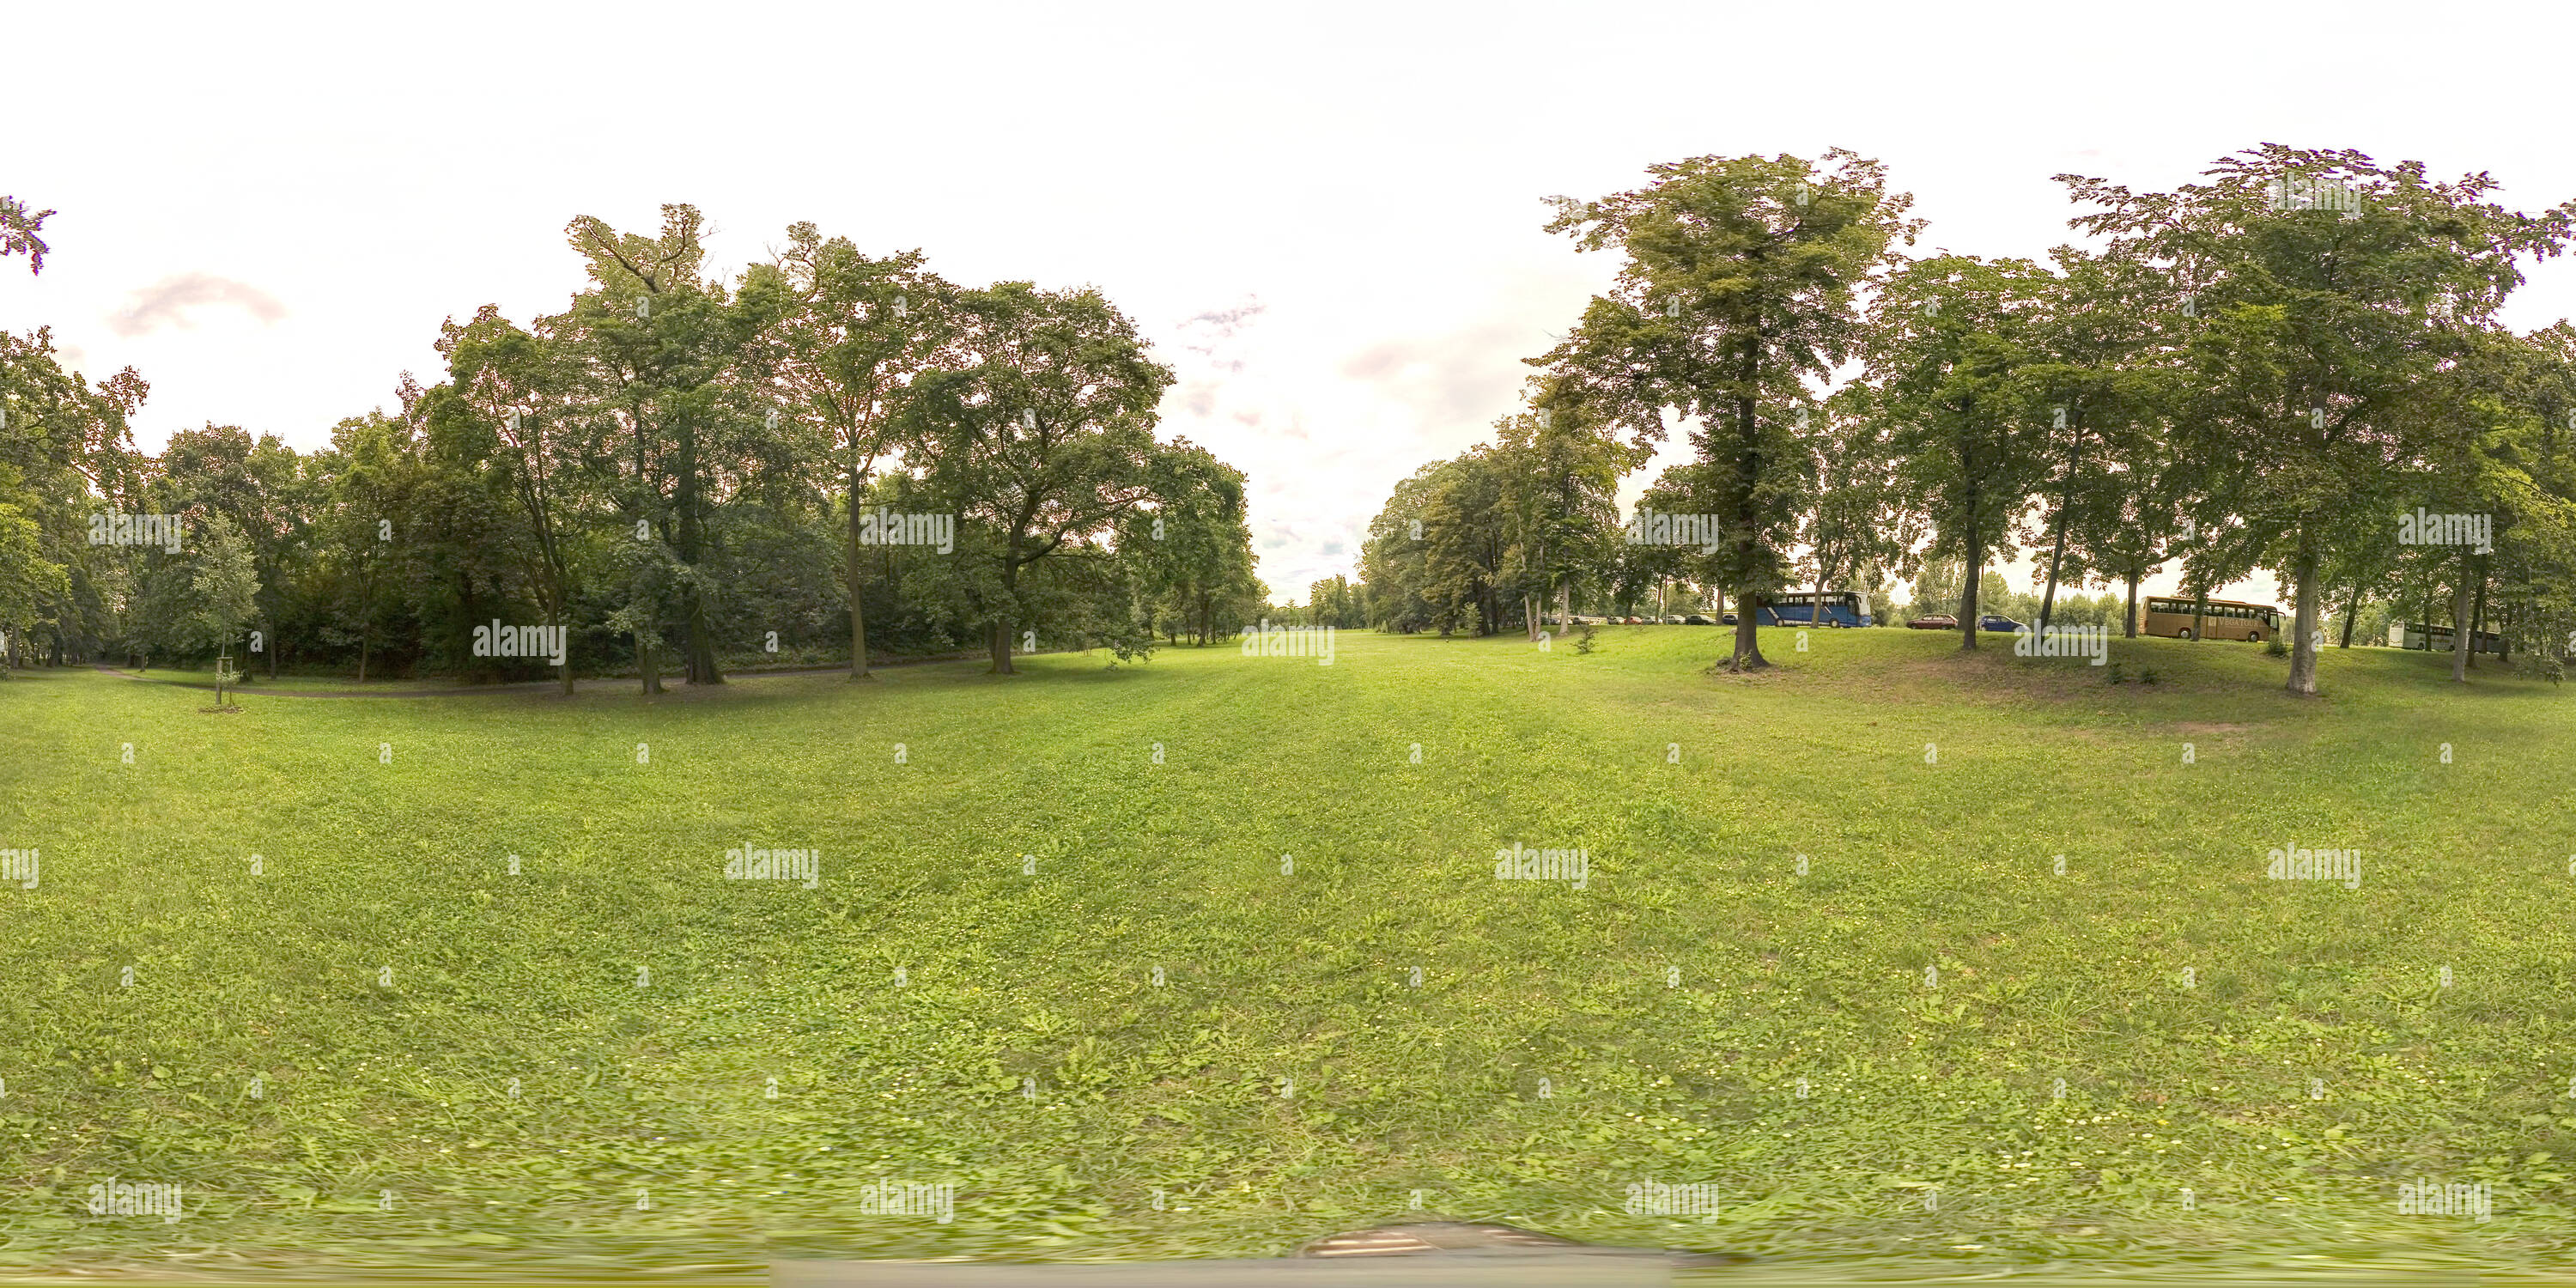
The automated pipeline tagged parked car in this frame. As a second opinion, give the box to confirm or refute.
[1661,615,1686,625]
[1906,614,1957,630]
[1720,612,1738,625]
[1978,615,2026,633]
[1681,614,1714,625]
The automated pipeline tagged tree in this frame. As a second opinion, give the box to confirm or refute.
[1419,447,1510,635]
[0,482,66,675]
[156,423,309,683]
[1494,394,1635,640]
[0,194,52,274]
[431,307,586,693]
[759,230,953,679]
[1859,254,2053,649]
[2063,144,2575,695]
[908,283,1174,673]
[1540,149,1917,670]
[1125,440,1254,644]
[314,412,416,683]
[1807,393,1916,626]
[555,204,783,690]
[2012,247,2170,631]
[187,513,260,700]
[1361,462,1448,633]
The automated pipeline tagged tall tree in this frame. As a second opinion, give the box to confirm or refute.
[908,283,1174,673]
[1540,149,1917,670]
[759,230,953,679]
[1859,254,2053,649]
[2063,145,2575,695]
[431,307,586,693]
[556,204,784,690]
[1497,392,1636,641]
[2013,247,2170,631]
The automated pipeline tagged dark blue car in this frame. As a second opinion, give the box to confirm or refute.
[1978,615,2026,633]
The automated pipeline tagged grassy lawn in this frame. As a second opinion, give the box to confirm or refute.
[2,627,2573,1278]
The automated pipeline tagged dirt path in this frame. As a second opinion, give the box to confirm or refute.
[85,655,1030,699]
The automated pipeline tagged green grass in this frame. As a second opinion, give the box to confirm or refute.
[3,628,2573,1278]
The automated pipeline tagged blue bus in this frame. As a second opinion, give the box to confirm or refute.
[1754,590,1872,628]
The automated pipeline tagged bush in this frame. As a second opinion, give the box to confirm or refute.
[2263,635,2288,657]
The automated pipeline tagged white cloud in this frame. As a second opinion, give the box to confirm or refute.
[106,272,287,337]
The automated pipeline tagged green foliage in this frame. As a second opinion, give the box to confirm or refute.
[1540,149,1917,669]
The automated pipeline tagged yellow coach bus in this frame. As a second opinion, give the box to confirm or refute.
[2139,596,2280,642]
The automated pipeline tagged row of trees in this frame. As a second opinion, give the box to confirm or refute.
[1356,146,2576,693]
[0,203,1267,688]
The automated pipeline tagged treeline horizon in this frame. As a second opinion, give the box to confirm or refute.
[1318,143,2576,693]
[11,143,2576,698]
[0,204,1273,689]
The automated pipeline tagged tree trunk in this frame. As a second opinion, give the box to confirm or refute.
[2338,581,2361,648]
[1724,331,1768,673]
[1729,587,1768,671]
[673,410,723,687]
[2038,422,2084,632]
[1959,536,1982,652]
[2123,569,2141,638]
[2450,562,2472,683]
[848,471,873,680]
[2468,555,2489,668]
[2286,540,2322,696]
[357,626,369,684]
[988,620,1016,674]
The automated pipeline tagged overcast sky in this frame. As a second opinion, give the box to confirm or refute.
[8,0,2573,610]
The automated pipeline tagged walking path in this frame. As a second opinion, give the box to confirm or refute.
[85,653,1036,699]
